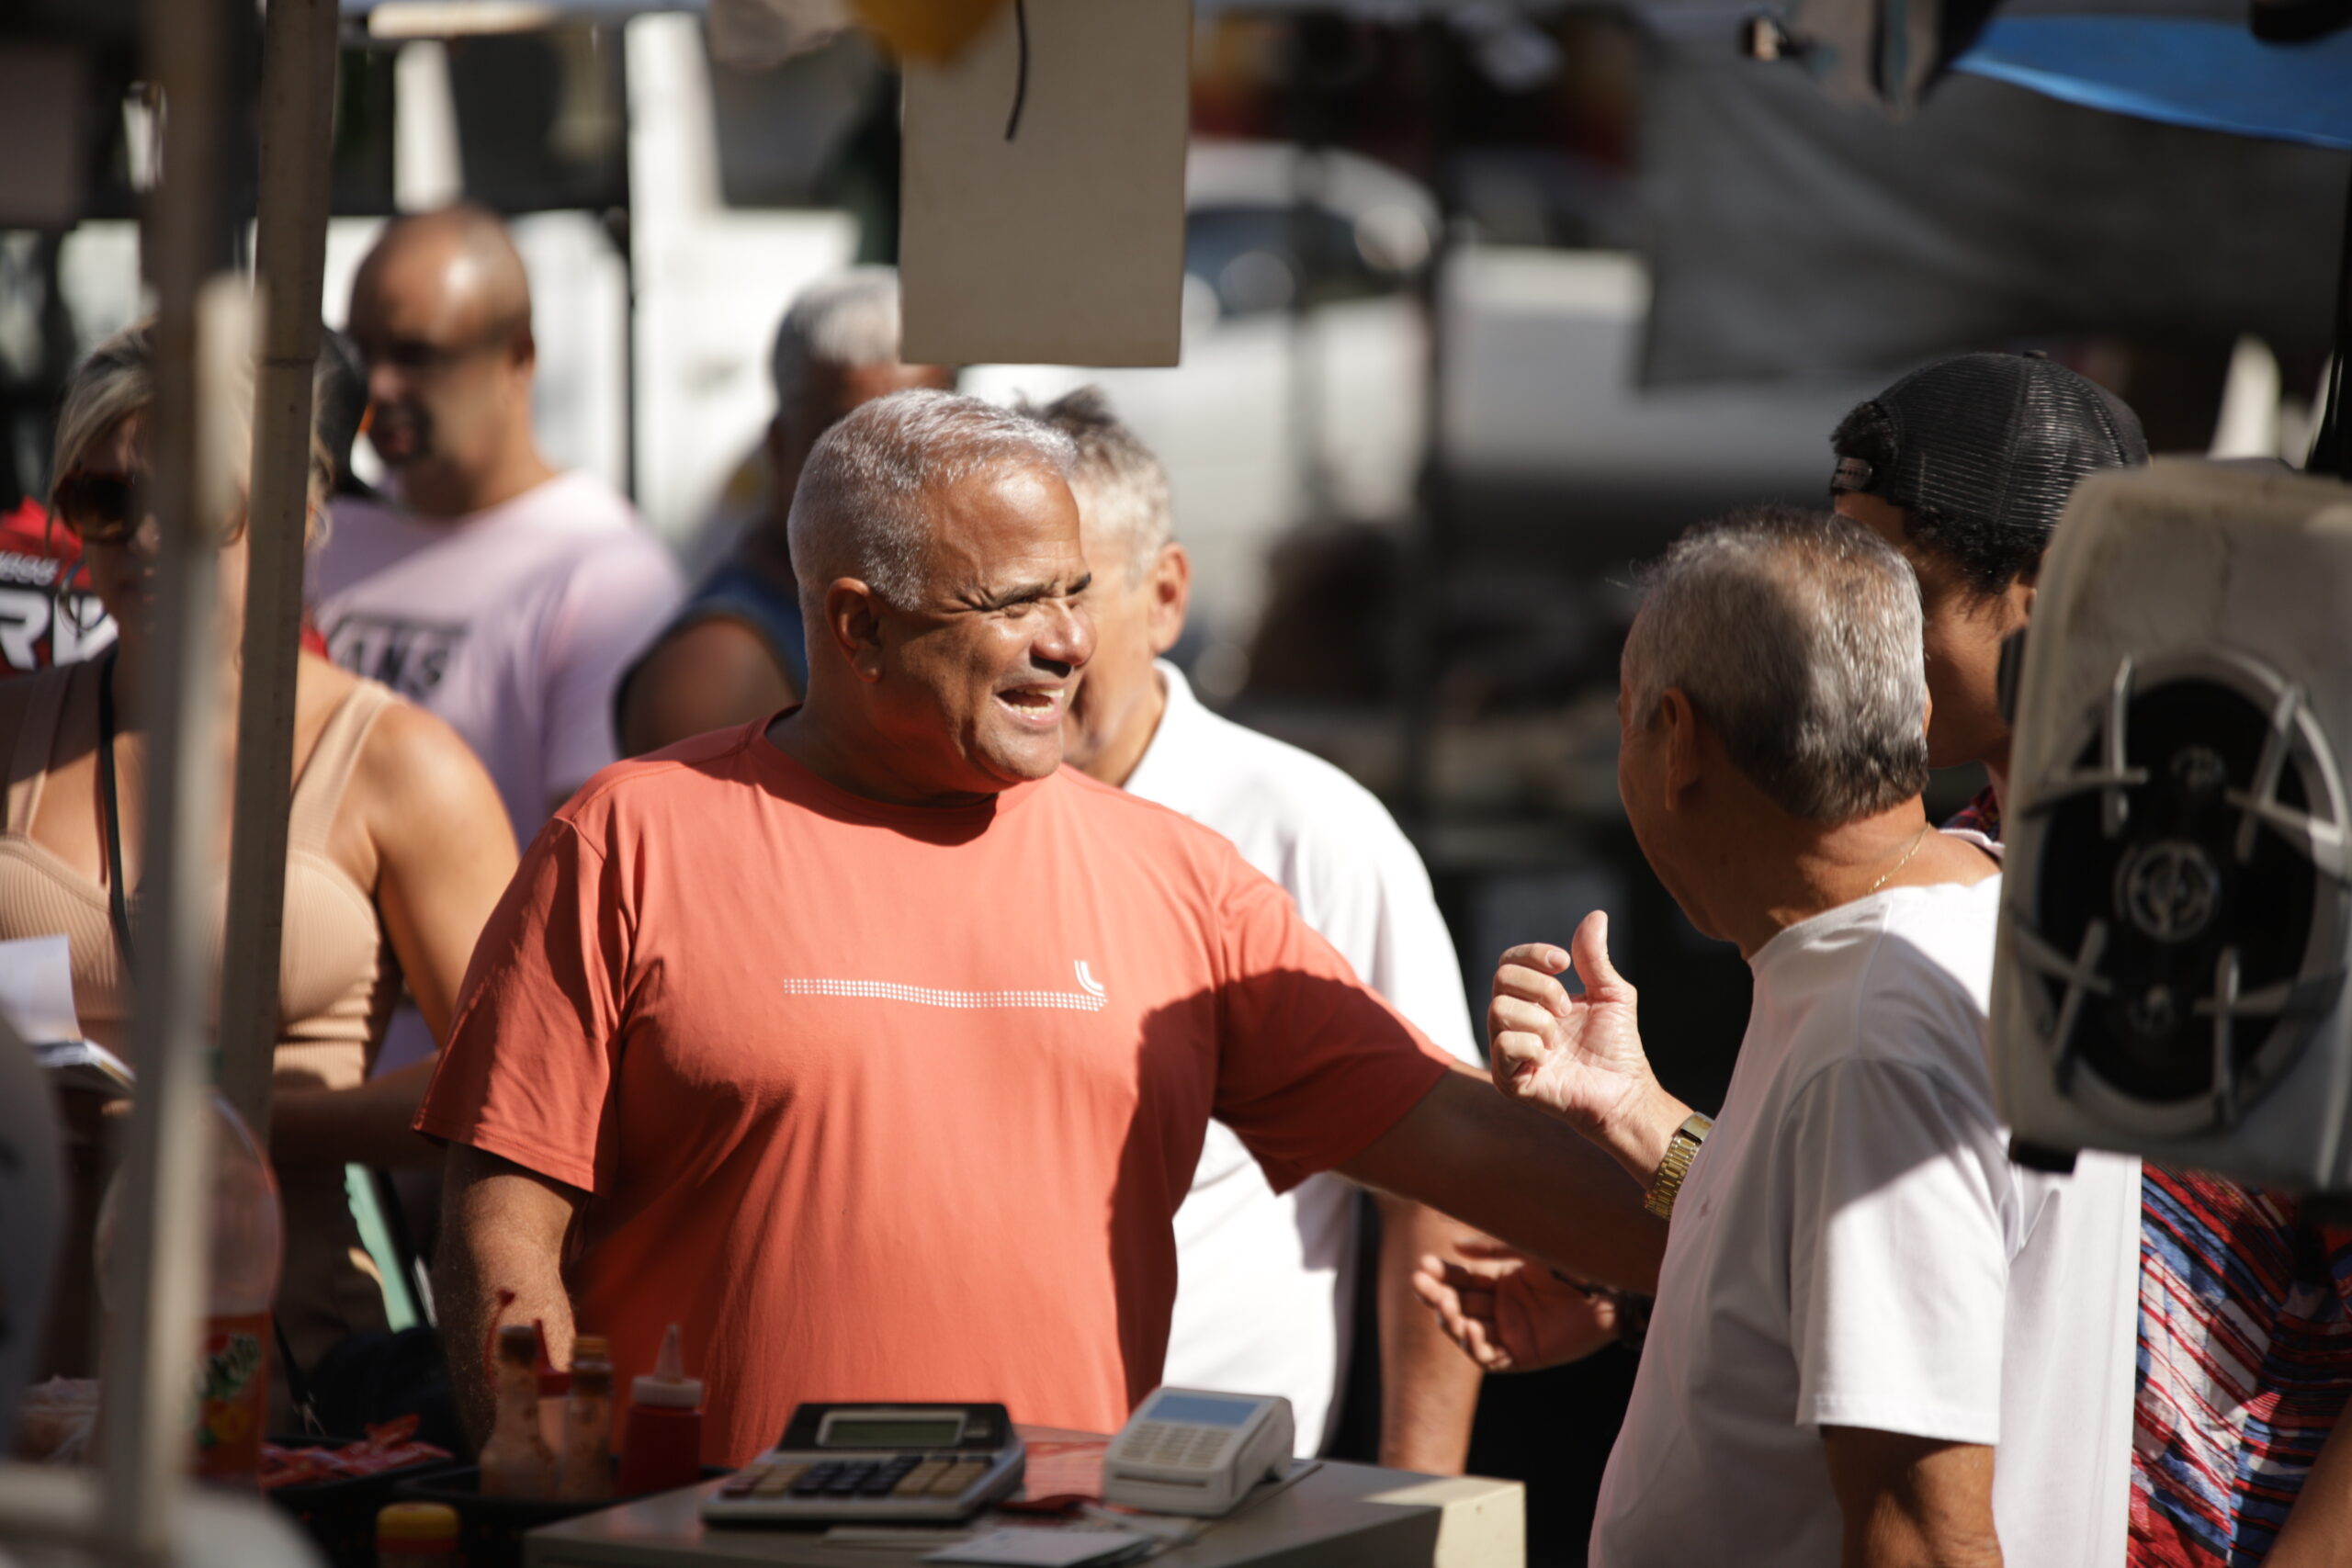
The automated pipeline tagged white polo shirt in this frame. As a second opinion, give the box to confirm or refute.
[1123,662,1480,1453]
[1592,873,2141,1567]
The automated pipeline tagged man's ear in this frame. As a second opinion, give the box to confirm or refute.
[509,325,537,376]
[821,579,888,682]
[1657,687,1705,807]
[1146,543,1191,657]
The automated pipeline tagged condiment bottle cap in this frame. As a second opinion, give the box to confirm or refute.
[572,1334,611,1364]
[630,1323,704,1409]
[376,1502,460,1544]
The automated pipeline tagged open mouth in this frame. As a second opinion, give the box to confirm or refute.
[994,684,1068,727]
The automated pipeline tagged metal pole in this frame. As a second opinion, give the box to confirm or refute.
[220,0,341,1142]
[98,0,240,1553]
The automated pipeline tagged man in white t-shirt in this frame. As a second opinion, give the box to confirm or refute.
[1415,507,2141,1566]
[317,204,683,840]
[1035,389,1488,1469]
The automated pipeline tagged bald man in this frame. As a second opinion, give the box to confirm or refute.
[420,390,1665,1461]
[314,204,683,842]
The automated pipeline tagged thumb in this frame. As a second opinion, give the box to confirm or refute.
[1570,910,1632,1000]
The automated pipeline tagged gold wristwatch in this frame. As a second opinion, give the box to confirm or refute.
[1643,1111,1713,1220]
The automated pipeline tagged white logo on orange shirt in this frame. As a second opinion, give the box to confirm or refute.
[780,963,1107,1014]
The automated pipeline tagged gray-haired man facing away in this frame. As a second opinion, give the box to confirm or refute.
[617,267,954,754]
[1416,506,2142,1568]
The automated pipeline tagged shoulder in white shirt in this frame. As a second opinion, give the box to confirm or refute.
[1592,875,2141,1568]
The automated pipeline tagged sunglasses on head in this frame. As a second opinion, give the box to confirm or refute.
[50,471,147,546]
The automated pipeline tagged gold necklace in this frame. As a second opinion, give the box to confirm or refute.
[1864,822,1933,896]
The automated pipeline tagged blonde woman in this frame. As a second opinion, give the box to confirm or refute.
[11,321,518,1402]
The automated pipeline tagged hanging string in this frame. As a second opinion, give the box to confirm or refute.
[1004,0,1031,141]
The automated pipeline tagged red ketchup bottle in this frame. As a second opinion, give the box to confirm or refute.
[617,1324,705,1496]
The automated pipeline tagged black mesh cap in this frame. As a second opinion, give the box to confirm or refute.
[1831,353,2149,591]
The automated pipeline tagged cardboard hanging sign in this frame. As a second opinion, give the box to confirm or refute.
[899,0,1191,368]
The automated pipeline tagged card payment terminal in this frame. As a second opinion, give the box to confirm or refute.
[1102,1389,1295,1517]
[702,1403,1023,1524]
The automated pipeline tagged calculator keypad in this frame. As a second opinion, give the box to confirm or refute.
[717,1452,994,1505]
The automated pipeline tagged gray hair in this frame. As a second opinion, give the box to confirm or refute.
[1023,387,1172,582]
[1623,506,1928,824]
[771,266,908,410]
[788,389,1075,612]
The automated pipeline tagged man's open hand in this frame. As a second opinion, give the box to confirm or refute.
[1410,1240,1623,1372]
[1488,912,1663,1134]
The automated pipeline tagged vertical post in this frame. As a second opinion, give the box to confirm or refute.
[220,0,341,1144]
[98,0,239,1555]
[1398,21,1456,840]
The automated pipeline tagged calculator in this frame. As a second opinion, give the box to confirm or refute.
[701,1403,1024,1525]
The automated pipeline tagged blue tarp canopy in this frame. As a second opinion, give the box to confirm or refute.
[1955,15,2352,152]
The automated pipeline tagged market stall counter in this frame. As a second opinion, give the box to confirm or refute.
[522,1427,1524,1568]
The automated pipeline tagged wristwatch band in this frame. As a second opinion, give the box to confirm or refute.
[1643,1111,1714,1220]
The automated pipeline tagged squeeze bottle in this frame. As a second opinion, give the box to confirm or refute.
[616,1324,704,1496]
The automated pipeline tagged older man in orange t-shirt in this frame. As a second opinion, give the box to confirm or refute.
[419,391,1659,1461]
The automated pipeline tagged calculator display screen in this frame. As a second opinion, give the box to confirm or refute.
[1147,1393,1258,1427]
[820,1416,966,1448]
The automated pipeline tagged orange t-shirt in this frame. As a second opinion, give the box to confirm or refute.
[415,719,1453,1463]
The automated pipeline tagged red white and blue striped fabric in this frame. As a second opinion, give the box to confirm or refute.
[2130,1167,2352,1565]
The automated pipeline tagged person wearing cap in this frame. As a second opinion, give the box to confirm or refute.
[1825,349,2147,842]
[1826,354,2352,1568]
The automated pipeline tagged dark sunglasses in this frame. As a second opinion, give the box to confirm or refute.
[49,471,148,546]
[357,324,516,376]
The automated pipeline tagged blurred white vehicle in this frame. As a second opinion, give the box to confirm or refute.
[967,141,1889,653]
[964,141,1436,652]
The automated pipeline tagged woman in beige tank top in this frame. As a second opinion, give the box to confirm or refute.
[16,322,520,1395]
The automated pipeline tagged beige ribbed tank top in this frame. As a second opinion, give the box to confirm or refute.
[0,660,401,1074]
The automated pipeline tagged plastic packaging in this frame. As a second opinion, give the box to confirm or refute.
[375,1499,460,1566]
[616,1324,704,1497]
[95,1092,285,1490]
[476,1325,558,1498]
[557,1335,615,1502]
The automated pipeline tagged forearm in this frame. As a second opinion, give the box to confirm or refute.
[1825,1429,2001,1568]
[272,1058,442,1170]
[1343,1069,1667,1294]
[2265,1398,2352,1568]
[435,1151,579,1449]
[1373,1194,1482,1474]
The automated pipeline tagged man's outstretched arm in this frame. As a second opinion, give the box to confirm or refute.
[435,1143,585,1447]
[1340,1069,1667,1294]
